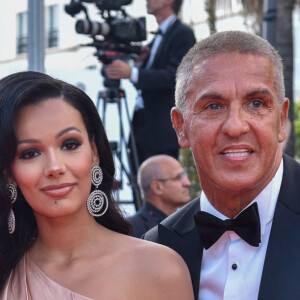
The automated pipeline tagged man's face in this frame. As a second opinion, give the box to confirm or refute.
[146,0,170,15]
[159,160,191,208]
[172,53,289,200]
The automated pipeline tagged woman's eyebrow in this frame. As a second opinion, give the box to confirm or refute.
[55,126,81,139]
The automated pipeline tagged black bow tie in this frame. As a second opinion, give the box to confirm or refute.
[194,202,261,250]
[150,29,163,35]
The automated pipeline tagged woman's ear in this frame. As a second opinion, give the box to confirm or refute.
[91,138,100,165]
[3,169,16,185]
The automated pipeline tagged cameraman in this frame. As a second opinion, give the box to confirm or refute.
[106,0,196,166]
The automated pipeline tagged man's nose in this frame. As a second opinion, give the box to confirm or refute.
[182,175,191,187]
[221,105,249,137]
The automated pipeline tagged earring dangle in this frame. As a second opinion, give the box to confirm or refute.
[87,166,108,217]
[8,210,15,235]
[6,183,17,234]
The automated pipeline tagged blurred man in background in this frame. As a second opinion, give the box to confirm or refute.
[106,0,196,167]
[128,155,191,238]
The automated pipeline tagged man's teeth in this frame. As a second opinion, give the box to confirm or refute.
[222,150,251,157]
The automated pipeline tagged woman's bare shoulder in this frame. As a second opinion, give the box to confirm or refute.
[115,235,194,300]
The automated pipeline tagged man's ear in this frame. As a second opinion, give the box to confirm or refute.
[279,98,290,143]
[91,138,100,165]
[150,181,164,196]
[171,107,190,148]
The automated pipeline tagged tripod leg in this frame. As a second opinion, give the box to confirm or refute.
[96,87,143,211]
[117,97,143,210]
[123,94,140,172]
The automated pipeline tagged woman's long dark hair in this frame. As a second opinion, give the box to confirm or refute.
[0,71,131,289]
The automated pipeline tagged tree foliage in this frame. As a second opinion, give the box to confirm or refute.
[241,0,263,34]
[179,148,201,199]
[276,0,296,157]
[205,0,217,34]
[293,101,300,159]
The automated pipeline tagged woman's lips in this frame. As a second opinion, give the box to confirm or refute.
[41,183,75,197]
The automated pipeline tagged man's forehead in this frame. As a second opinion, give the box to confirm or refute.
[163,161,182,174]
[188,53,275,90]
[191,52,273,74]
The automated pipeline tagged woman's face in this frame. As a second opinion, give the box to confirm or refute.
[10,98,99,220]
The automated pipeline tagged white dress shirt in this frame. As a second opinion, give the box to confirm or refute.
[130,14,177,83]
[199,160,283,300]
[130,15,177,111]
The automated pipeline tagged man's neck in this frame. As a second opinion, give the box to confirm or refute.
[155,10,174,25]
[199,153,283,218]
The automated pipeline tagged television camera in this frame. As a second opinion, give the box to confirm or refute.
[65,0,146,88]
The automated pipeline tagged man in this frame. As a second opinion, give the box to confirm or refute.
[128,155,191,238]
[144,31,300,300]
[106,0,196,166]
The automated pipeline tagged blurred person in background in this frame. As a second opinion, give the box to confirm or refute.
[128,155,191,238]
[106,0,196,168]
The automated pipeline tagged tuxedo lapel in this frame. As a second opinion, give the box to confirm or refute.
[151,19,179,67]
[157,198,202,299]
[258,155,300,300]
[142,39,155,68]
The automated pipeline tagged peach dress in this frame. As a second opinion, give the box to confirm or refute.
[0,253,92,300]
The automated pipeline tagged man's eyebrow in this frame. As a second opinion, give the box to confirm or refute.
[198,93,223,100]
[246,89,271,97]
[55,126,81,139]
[196,90,272,103]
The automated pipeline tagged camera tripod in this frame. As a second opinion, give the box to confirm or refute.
[96,84,143,211]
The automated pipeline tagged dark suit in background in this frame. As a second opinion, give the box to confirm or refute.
[144,155,300,300]
[128,154,191,238]
[132,19,196,164]
[128,202,167,238]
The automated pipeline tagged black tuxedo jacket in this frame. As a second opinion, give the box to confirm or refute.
[144,154,300,299]
[132,19,196,154]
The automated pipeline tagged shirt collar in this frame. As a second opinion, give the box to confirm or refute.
[159,14,177,34]
[145,202,168,220]
[200,158,283,237]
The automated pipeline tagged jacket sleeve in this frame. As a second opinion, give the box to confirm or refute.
[135,24,196,91]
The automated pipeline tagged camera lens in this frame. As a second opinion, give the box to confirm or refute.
[75,20,110,36]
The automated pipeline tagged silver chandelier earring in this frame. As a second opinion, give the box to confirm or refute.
[6,183,17,234]
[87,165,108,217]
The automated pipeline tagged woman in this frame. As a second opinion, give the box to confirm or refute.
[0,71,193,299]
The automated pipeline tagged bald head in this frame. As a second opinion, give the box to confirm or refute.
[138,155,191,215]
[138,155,176,197]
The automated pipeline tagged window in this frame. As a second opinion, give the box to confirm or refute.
[17,12,28,54]
[46,5,59,48]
